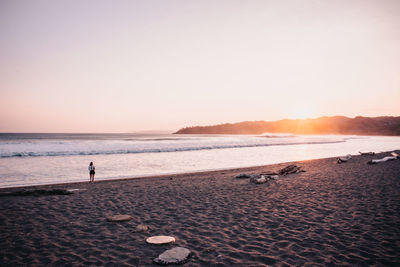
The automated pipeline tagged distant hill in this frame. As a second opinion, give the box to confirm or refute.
[174,116,400,136]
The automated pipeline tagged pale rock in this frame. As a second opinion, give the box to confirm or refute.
[146,235,176,245]
[154,247,191,265]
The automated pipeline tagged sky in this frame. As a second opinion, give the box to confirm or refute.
[0,0,399,133]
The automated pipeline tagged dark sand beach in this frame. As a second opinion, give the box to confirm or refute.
[1,151,399,266]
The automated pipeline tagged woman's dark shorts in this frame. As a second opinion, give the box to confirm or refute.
[90,170,95,175]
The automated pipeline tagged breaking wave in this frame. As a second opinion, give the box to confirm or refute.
[0,135,347,158]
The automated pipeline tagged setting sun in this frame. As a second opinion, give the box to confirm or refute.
[288,104,316,120]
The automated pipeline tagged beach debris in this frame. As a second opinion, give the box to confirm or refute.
[251,175,267,184]
[153,247,191,265]
[278,165,304,175]
[249,174,279,184]
[337,154,352,164]
[261,171,279,175]
[146,235,176,245]
[106,214,133,222]
[0,189,74,197]
[136,224,149,232]
[359,151,375,156]
[368,152,399,164]
[268,175,279,180]
[235,173,253,179]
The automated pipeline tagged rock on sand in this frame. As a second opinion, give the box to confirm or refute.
[153,247,191,265]
[146,235,176,245]
[106,214,133,222]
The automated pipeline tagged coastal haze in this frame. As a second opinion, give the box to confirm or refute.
[1,0,400,133]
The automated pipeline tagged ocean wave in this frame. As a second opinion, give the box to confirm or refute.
[0,139,345,158]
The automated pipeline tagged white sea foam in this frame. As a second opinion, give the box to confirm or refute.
[0,134,346,158]
[0,133,398,188]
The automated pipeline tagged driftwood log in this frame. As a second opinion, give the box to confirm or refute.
[337,154,352,164]
[278,165,304,175]
[368,152,399,164]
[359,151,375,156]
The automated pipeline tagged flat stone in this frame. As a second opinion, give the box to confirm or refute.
[146,235,176,245]
[106,214,133,222]
[154,247,191,265]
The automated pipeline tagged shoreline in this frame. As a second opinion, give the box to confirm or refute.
[1,151,399,266]
[0,150,398,192]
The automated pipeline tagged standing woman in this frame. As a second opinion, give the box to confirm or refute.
[88,162,95,183]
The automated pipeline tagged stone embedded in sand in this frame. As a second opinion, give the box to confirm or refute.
[136,224,149,232]
[279,165,303,175]
[153,247,191,265]
[146,235,176,245]
[106,214,133,222]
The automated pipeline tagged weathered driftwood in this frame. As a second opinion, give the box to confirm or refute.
[260,171,279,176]
[337,154,352,164]
[154,247,191,265]
[278,165,304,175]
[368,152,399,164]
[359,151,375,156]
[0,189,74,197]
[249,174,279,184]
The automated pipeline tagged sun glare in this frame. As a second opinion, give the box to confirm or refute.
[289,105,316,120]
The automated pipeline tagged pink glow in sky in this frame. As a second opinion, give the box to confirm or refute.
[1,0,399,133]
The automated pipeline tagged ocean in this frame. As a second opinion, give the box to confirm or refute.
[0,133,399,188]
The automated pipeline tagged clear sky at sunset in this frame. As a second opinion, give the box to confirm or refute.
[1,0,399,133]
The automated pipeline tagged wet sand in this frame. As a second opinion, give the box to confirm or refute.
[0,151,399,266]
